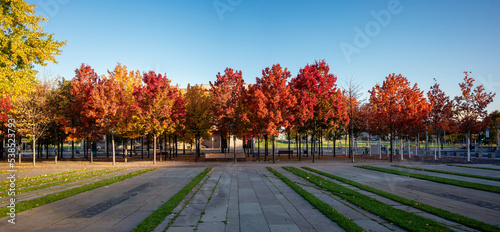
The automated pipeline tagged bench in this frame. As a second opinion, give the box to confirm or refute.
[205,153,245,161]
[278,150,293,156]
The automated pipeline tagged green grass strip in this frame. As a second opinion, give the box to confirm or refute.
[267,167,364,232]
[358,165,500,194]
[448,164,500,172]
[393,165,500,182]
[1,168,116,190]
[131,167,212,232]
[0,169,123,198]
[0,169,89,185]
[0,168,156,218]
[285,167,451,232]
[303,167,500,232]
[0,170,27,174]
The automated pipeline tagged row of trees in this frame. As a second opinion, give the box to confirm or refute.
[1,61,496,165]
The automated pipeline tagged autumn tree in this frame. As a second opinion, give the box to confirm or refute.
[0,0,65,102]
[209,68,246,162]
[62,64,112,163]
[369,73,431,162]
[248,64,296,163]
[105,63,142,164]
[290,60,347,162]
[132,71,185,164]
[454,72,496,161]
[427,80,453,159]
[184,84,212,162]
[16,81,53,165]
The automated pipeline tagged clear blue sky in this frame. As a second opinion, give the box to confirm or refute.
[28,0,499,113]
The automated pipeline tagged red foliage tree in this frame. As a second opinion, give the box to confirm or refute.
[132,71,185,164]
[454,71,496,161]
[290,60,347,162]
[427,80,453,159]
[62,64,110,163]
[369,73,431,162]
[209,68,246,161]
[247,64,296,162]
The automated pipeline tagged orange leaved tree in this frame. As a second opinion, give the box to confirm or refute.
[454,72,496,161]
[369,73,431,162]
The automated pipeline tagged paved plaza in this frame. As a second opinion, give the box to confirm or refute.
[1,160,500,231]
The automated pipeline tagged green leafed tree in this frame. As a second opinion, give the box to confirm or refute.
[0,0,66,102]
[184,84,212,161]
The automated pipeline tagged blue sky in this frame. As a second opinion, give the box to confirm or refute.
[28,0,499,113]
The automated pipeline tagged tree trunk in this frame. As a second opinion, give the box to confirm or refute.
[272,136,276,164]
[467,131,471,162]
[312,132,315,163]
[153,135,157,164]
[305,135,309,157]
[298,134,301,161]
[112,133,116,165]
[234,134,236,163]
[90,140,93,163]
[195,136,200,162]
[288,132,291,160]
[333,138,336,157]
[141,137,144,159]
[390,131,394,162]
[434,130,437,160]
[264,135,268,161]
[33,139,36,166]
[130,139,133,157]
[438,133,441,158]
[378,137,381,158]
[257,136,260,159]
[72,141,74,159]
[425,131,429,155]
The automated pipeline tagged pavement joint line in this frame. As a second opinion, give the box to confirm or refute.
[261,168,332,231]
[160,169,217,232]
[278,167,399,232]
[194,170,222,229]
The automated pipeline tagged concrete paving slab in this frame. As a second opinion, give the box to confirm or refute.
[269,224,301,232]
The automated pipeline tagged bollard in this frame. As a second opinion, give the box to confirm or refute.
[125,157,127,163]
